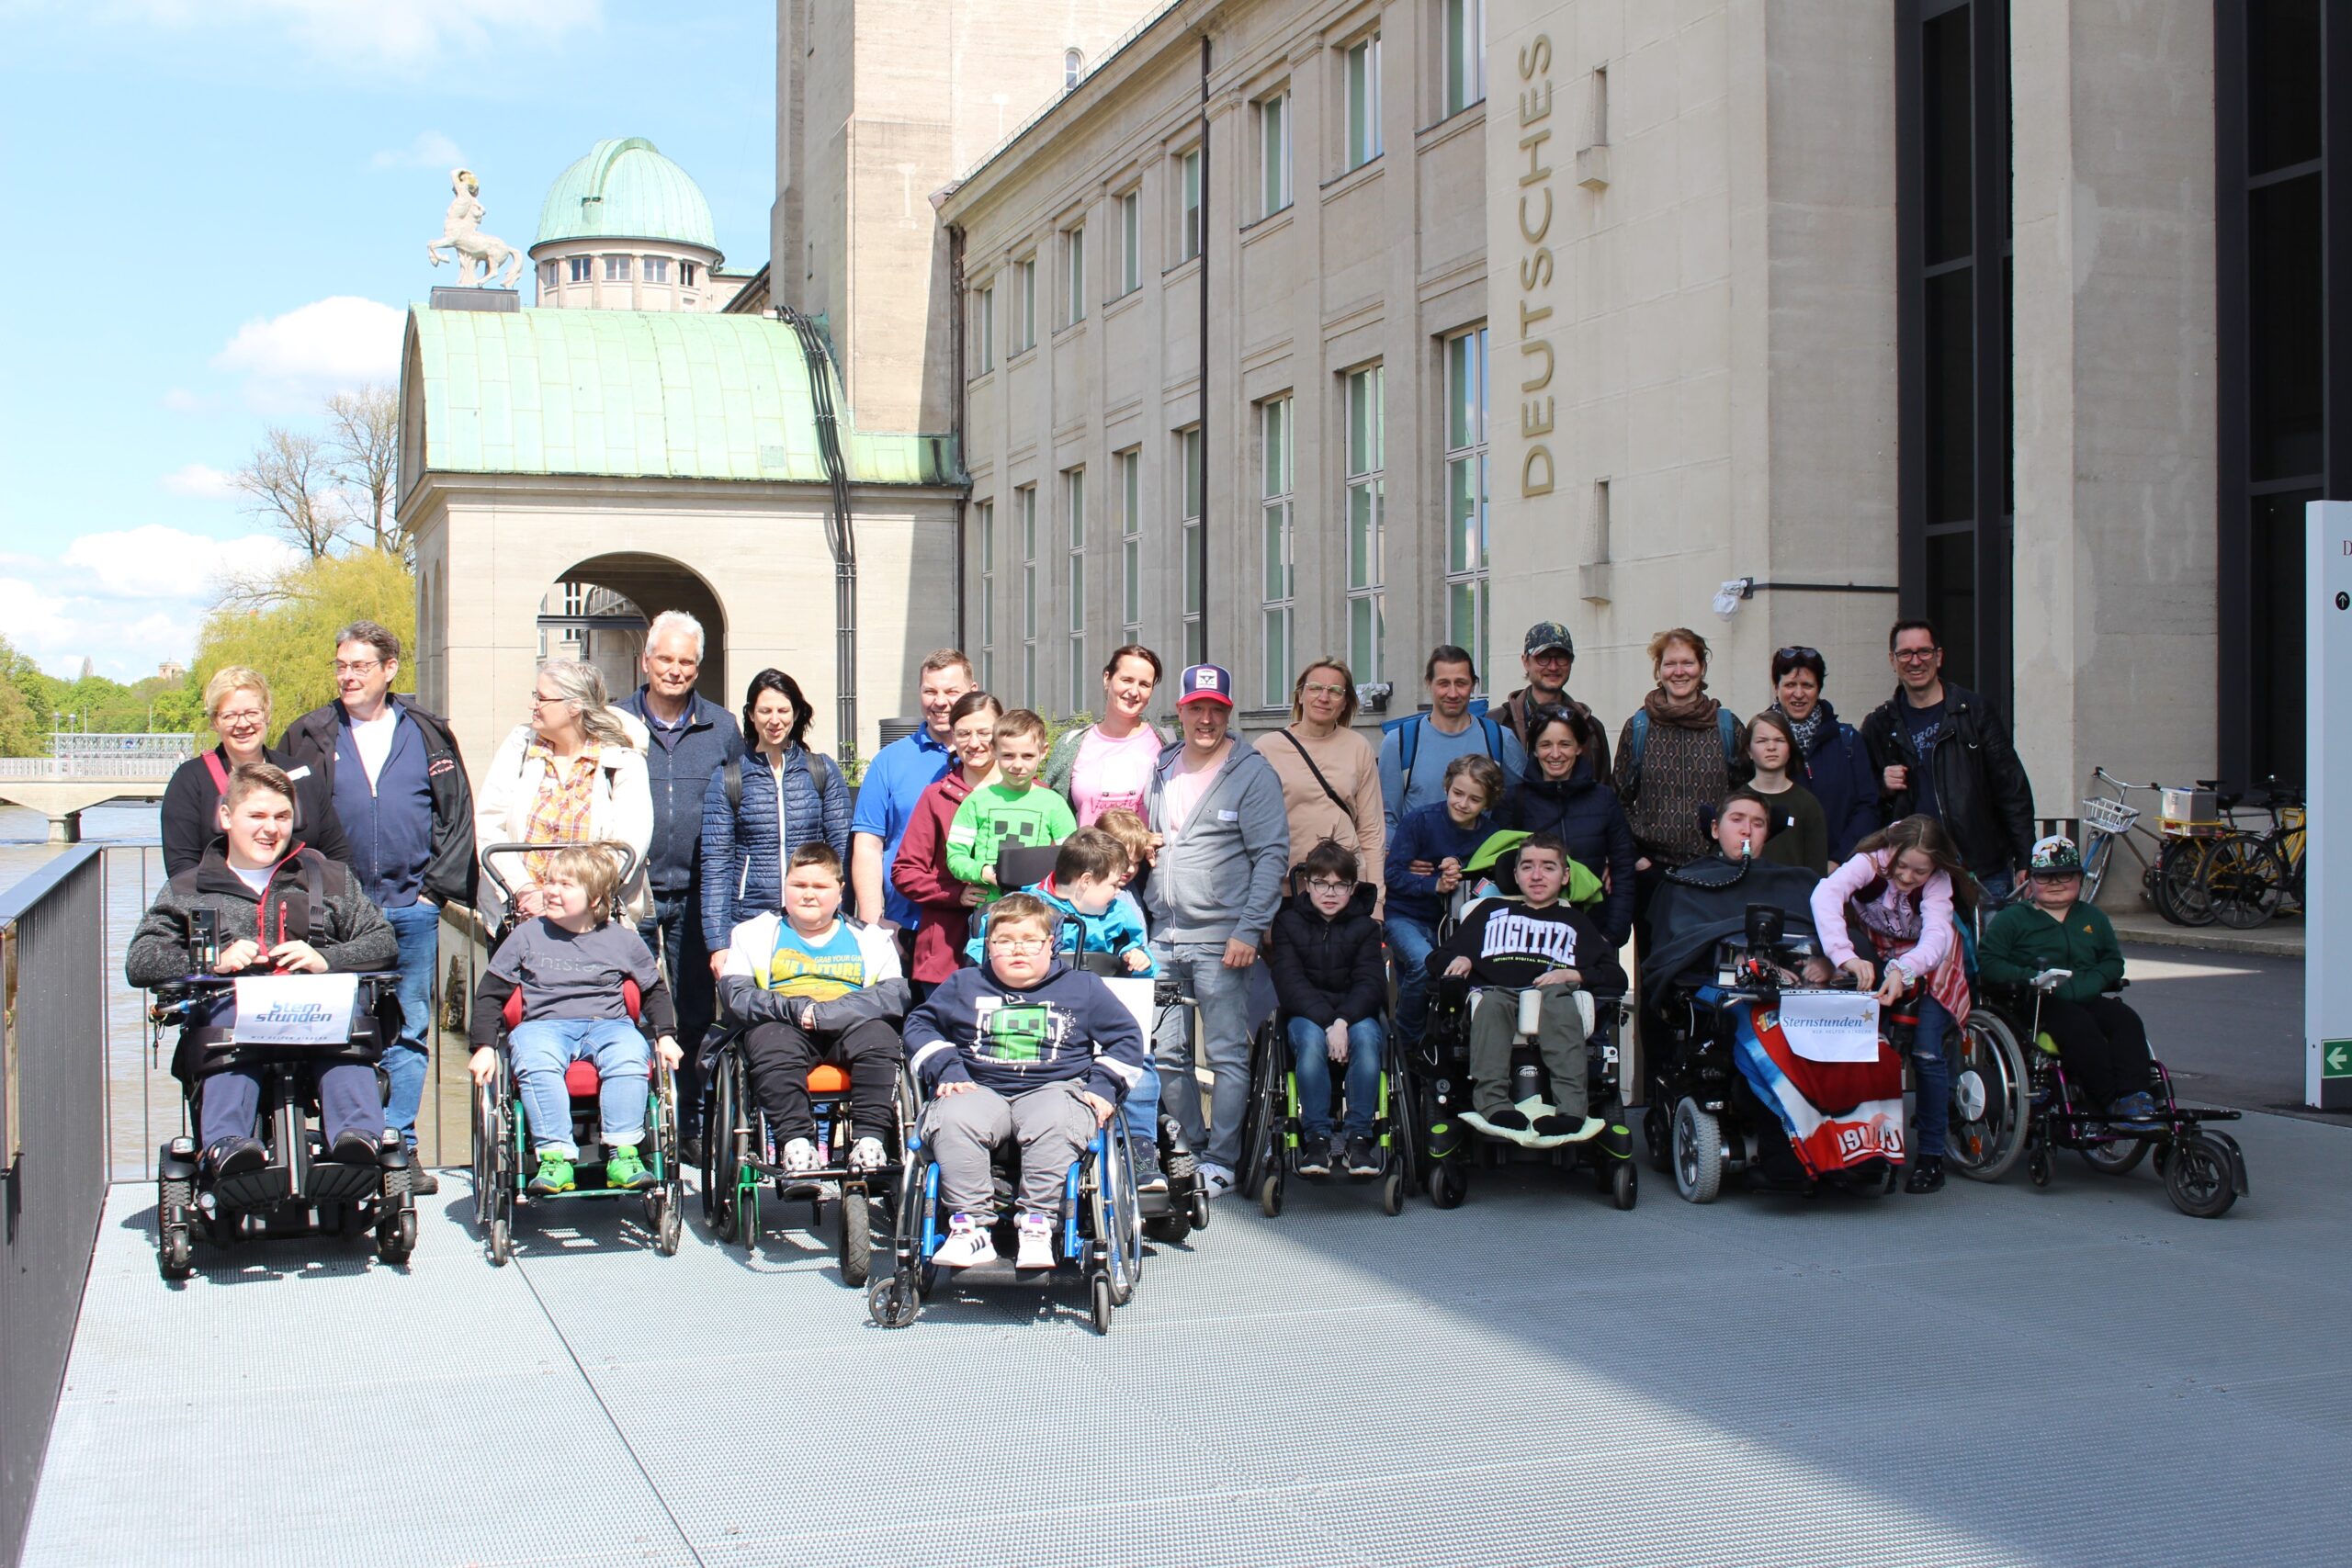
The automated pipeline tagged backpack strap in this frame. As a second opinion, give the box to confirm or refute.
[1480,716,1504,764]
[1398,716,1423,799]
[202,749,231,795]
[723,756,742,813]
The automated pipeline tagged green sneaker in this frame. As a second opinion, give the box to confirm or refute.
[527,1152,576,1195]
[604,1145,654,1190]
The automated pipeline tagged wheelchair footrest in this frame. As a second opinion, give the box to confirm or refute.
[304,1162,384,1206]
[212,1168,290,1213]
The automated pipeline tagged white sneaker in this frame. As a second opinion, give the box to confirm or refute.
[1198,1163,1237,1199]
[935,1213,997,1269]
[845,1136,888,1174]
[1013,1211,1056,1270]
[779,1137,819,1176]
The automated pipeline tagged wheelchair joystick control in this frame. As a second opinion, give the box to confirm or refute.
[190,908,219,973]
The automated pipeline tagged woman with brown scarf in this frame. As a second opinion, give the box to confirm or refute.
[1613,627,1748,954]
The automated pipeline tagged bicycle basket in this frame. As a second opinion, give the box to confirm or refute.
[2077,796,2140,836]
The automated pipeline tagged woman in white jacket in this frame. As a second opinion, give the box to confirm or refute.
[476,660,653,929]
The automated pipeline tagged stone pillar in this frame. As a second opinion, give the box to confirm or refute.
[2009,3,2218,819]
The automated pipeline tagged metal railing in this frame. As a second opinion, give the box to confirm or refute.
[0,846,108,1568]
[0,757,186,781]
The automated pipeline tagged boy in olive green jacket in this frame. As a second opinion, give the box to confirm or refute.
[1978,835,2154,1120]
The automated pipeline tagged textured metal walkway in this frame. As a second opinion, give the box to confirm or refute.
[24,1111,2352,1568]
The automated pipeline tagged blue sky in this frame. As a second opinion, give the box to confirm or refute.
[0,0,775,679]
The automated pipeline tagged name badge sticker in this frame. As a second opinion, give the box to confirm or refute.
[1217,809,1238,822]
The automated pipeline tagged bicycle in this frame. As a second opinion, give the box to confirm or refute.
[2195,777,2299,930]
[2076,769,2213,928]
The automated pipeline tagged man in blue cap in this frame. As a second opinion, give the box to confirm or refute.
[1144,662,1290,1199]
[1497,619,1611,773]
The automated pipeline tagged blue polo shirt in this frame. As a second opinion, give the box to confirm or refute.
[852,726,954,930]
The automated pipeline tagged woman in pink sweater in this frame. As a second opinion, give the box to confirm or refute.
[1807,814,1975,1194]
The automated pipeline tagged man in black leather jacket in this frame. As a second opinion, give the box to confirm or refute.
[1859,619,2035,901]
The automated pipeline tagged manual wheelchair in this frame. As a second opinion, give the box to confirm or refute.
[151,962,416,1280]
[469,843,684,1264]
[1239,1006,1415,1217]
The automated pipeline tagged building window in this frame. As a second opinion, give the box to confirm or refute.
[973,283,995,373]
[537,260,557,292]
[1013,255,1037,350]
[1116,189,1141,296]
[1444,326,1491,658]
[1063,223,1087,325]
[2219,0,2327,784]
[1178,148,1204,261]
[1179,426,1205,664]
[1066,47,1083,90]
[1344,34,1383,170]
[1260,91,1293,216]
[568,256,593,283]
[1065,467,1087,714]
[1260,397,1295,708]
[605,254,631,281]
[1897,0,2011,708]
[1344,366,1386,682]
[642,256,670,283]
[1019,485,1039,706]
[1443,0,1486,116]
[680,260,697,288]
[1116,447,1142,646]
[977,500,996,691]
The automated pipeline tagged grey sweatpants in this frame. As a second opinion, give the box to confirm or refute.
[925,1079,1100,1216]
[1468,987,1589,1120]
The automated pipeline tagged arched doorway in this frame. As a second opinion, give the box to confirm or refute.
[538,553,729,705]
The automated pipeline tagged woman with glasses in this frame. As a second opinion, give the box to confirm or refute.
[1262,658,1386,907]
[1763,644,1881,862]
[475,659,653,930]
[1042,644,1167,828]
[161,665,352,877]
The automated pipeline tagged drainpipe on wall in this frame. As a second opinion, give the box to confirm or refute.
[779,306,860,765]
[947,220,968,652]
[1197,29,1212,661]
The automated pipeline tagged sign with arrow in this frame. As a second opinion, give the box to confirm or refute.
[2309,503,2352,1109]
[2325,1041,2352,1080]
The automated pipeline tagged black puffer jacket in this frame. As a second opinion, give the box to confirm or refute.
[1859,682,2036,877]
[1265,882,1387,1029]
[1497,754,1638,947]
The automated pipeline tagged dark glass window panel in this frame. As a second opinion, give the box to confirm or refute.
[1925,526,1978,692]
[1921,6,1974,265]
[2248,172,2325,482]
[2249,491,2312,784]
[1924,268,1976,524]
[2247,0,2324,176]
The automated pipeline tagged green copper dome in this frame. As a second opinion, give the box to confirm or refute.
[534,138,719,255]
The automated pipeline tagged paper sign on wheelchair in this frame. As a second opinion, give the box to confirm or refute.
[1102,976,1157,1046]
[1771,989,1882,1063]
[231,974,359,1046]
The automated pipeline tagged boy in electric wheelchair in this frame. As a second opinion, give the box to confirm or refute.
[1430,833,1626,1147]
[468,844,682,1195]
[902,893,1148,1270]
[126,761,401,1183]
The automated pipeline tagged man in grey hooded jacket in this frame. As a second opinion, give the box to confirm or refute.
[1145,663,1291,1194]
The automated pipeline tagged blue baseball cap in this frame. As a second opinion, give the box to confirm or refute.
[1176,663,1235,706]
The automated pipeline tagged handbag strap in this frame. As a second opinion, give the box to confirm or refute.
[1274,728,1351,820]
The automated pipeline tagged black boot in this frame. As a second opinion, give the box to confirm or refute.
[403,1142,440,1194]
[1905,1155,1945,1194]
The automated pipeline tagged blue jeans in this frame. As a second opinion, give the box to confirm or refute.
[381,900,440,1147]
[1907,994,1952,1157]
[1120,1050,1161,1148]
[638,893,713,1135]
[509,1018,650,1157]
[1151,941,1259,1170]
[1385,913,1438,1043]
[1284,1015,1384,1140]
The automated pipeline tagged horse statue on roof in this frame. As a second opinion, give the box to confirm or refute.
[426,168,524,288]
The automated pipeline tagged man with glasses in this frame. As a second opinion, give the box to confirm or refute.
[283,620,476,1190]
[1860,618,2035,903]
[1496,620,1611,774]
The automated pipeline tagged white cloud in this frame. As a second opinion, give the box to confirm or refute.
[61,526,300,602]
[160,462,238,500]
[373,130,466,170]
[213,295,403,406]
[0,576,202,683]
[0,527,306,681]
[81,0,598,70]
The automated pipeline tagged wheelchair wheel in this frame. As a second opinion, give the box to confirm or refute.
[2079,1134,2150,1176]
[868,1274,921,1328]
[1611,1161,1638,1211]
[1091,1273,1114,1336]
[1098,1134,1143,1306]
[1238,1021,1284,1194]
[2164,1133,2239,1218]
[839,1187,874,1286]
[1642,1104,1674,1175]
[2026,1134,2053,1189]
[1948,1010,2030,1182]
[1671,1098,1724,1204]
[648,1188,683,1256]
[707,1058,745,1245]
[1381,1169,1406,1215]
[159,1176,196,1280]
[1259,1171,1283,1217]
[1429,1159,1468,1210]
[376,1168,417,1263]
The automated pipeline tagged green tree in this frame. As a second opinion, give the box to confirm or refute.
[0,642,41,757]
[191,548,416,740]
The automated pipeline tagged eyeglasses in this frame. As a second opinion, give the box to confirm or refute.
[1527,649,1572,663]
[1301,682,1348,699]
[531,692,565,707]
[1304,878,1351,894]
[1892,648,1940,664]
[332,659,382,675]
[987,937,1052,953]
[213,708,266,727]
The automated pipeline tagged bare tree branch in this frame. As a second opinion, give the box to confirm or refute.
[233,427,345,560]
[324,385,402,558]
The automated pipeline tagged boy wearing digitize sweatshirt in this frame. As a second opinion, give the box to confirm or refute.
[903,893,1149,1270]
[1431,832,1626,1148]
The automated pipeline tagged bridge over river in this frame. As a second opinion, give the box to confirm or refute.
[1,844,2346,1568]
[0,737,190,841]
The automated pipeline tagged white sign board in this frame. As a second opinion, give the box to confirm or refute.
[1771,989,1883,1064]
[2306,502,2351,1110]
[232,973,359,1046]
[1102,976,1159,1049]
